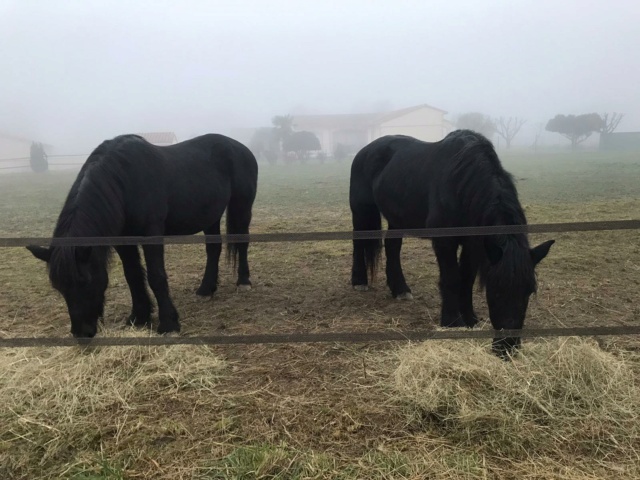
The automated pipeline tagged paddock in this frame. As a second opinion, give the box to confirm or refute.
[1,149,639,479]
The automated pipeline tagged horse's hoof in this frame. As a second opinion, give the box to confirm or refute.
[441,318,467,328]
[157,322,180,335]
[237,284,252,292]
[353,285,369,292]
[396,292,414,300]
[464,317,479,328]
[196,286,216,297]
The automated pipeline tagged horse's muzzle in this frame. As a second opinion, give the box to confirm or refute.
[71,325,97,338]
[492,336,521,360]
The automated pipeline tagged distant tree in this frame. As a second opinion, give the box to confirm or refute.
[263,149,277,166]
[29,142,48,173]
[531,122,544,152]
[271,114,294,141]
[495,117,526,149]
[599,112,624,134]
[283,131,321,163]
[271,114,295,162]
[249,127,279,165]
[316,151,327,164]
[455,112,496,139]
[545,113,604,150]
[333,143,349,162]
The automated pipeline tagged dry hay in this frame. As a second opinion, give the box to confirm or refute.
[390,337,640,474]
[0,327,225,477]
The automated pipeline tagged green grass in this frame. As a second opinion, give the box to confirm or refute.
[500,150,640,204]
[68,459,127,480]
[1,150,639,237]
[197,443,485,480]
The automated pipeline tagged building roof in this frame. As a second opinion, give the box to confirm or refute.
[136,132,178,144]
[292,113,376,131]
[375,103,448,122]
[292,104,448,131]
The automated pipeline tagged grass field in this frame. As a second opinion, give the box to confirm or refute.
[1,149,639,479]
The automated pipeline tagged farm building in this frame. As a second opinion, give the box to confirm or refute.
[600,131,640,151]
[136,131,178,146]
[231,104,454,160]
[292,103,453,155]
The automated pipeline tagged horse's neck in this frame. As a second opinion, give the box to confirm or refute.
[55,175,124,238]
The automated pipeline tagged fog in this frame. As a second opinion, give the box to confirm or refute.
[1,0,638,151]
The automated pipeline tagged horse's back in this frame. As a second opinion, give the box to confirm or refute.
[162,134,256,172]
[157,134,257,234]
[351,135,443,228]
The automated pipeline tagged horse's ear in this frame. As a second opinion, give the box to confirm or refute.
[531,239,555,266]
[75,246,92,264]
[26,245,51,262]
[484,236,504,265]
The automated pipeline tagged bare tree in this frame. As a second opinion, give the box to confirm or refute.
[495,117,526,149]
[531,122,544,152]
[600,112,624,134]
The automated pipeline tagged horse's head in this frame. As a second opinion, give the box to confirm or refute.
[483,236,555,359]
[27,245,108,338]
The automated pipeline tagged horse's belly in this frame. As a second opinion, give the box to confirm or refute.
[165,199,227,235]
[374,189,429,229]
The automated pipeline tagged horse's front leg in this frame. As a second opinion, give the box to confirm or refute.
[385,226,412,299]
[115,245,153,327]
[459,242,479,327]
[432,238,466,327]
[142,243,180,334]
[197,222,221,296]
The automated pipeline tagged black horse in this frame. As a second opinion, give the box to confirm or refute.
[27,133,258,338]
[349,130,554,356]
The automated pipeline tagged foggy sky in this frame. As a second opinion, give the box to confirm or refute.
[1,0,638,150]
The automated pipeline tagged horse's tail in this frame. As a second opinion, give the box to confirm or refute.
[225,198,250,269]
[353,202,382,281]
[349,149,382,283]
[226,164,258,269]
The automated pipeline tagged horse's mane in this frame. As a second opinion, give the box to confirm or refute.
[443,130,536,292]
[48,135,144,286]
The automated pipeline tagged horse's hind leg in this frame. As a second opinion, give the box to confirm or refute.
[433,238,466,327]
[234,237,251,290]
[142,243,180,334]
[226,196,252,290]
[116,245,153,327]
[196,221,222,296]
[385,225,412,299]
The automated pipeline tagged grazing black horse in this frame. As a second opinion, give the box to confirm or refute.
[27,134,258,338]
[349,130,554,357]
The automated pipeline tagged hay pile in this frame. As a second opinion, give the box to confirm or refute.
[392,337,640,467]
[0,328,225,477]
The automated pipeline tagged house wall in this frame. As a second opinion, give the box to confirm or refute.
[292,105,451,157]
[600,132,640,151]
[375,107,447,142]
[316,130,333,153]
[332,129,368,154]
